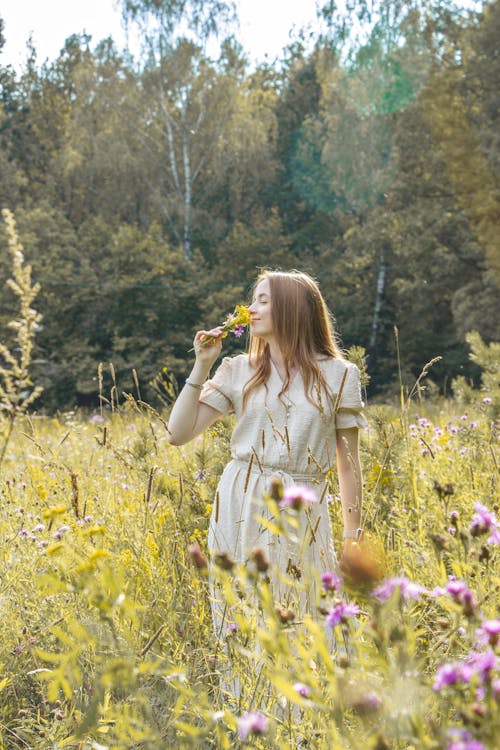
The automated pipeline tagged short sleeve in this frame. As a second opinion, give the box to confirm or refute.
[199,356,234,416]
[334,363,368,430]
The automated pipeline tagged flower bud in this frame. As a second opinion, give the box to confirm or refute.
[275,605,295,624]
[252,547,269,572]
[188,543,207,570]
[214,552,235,571]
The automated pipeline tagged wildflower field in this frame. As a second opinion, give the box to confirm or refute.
[0,377,498,749]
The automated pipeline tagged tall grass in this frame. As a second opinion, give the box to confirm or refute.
[0,372,497,748]
[0,211,498,748]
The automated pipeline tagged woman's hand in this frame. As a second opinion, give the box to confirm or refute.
[193,326,224,367]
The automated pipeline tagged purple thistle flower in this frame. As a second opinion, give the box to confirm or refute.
[469,502,500,544]
[279,484,318,510]
[237,711,268,740]
[466,649,498,681]
[482,397,492,404]
[321,571,342,592]
[325,600,360,627]
[372,576,426,603]
[476,619,500,646]
[434,663,465,691]
[446,728,485,750]
[446,579,470,598]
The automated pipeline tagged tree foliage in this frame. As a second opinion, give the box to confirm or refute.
[0,1,497,409]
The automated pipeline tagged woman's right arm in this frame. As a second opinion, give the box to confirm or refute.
[167,327,224,446]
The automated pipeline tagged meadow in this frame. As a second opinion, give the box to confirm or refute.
[0,374,498,749]
[0,210,499,748]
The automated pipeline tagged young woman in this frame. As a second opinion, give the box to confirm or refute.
[168,270,366,624]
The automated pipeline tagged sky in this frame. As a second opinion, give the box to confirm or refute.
[0,0,322,70]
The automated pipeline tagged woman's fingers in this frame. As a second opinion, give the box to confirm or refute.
[193,327,224,355]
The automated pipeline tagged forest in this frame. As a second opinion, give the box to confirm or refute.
[0,0,499,410]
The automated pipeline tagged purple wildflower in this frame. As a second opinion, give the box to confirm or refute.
[434,663,467,691]
[469,502,500,544]
[476,619,500,646]
[446,579,470,598]
[237,711,268,740]
[482,397,492,404]
[227,623,238,633]
[32,523,45,533]
[477,619,500,635]
[234,324,245,338]
[53,525,70,539]
[279,484,318,510]
[293,682,310,698]
[88,414,105,424]
[446,728,485,750]
[467,649,498,681]
[372,576,426,603]
[325,600,360,627]
[321,571,342,592]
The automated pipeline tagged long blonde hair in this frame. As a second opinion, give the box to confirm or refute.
[243,270,344,408]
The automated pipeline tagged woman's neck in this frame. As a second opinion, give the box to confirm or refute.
[268,340,286,368]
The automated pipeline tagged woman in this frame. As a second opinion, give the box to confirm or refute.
[168,270,366,626]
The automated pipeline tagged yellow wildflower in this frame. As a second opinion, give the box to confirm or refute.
[198,304,250,349]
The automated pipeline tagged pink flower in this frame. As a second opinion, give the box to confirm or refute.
[321,571,342,592]
[279,484,318,510]
[469,502,500,544]
[446,728,485,750]
[434,662,467,690]
[234,324,245,338]
[444,578,476,613]
[293,682,310,698]
[88,414,105,424]
[237,711,268,740]
[325,601,359,627]
[372,576,426,603]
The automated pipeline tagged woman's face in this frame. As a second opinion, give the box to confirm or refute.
[249,278,273,339]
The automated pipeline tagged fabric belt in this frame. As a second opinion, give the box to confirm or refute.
[231,457,324,485]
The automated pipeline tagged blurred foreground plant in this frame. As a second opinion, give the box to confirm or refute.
[0,208,42,466]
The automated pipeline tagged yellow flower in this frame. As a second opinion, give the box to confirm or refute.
[232,305,252,326]
[199,304,250,349]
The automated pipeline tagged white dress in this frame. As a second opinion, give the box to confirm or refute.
[199,354,367,614]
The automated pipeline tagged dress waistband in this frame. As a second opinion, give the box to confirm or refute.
[231,457,324,484]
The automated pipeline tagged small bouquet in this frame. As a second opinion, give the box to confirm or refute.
[197,305,251,349]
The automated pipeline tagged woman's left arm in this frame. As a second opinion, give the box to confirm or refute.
[336,427,363,561]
